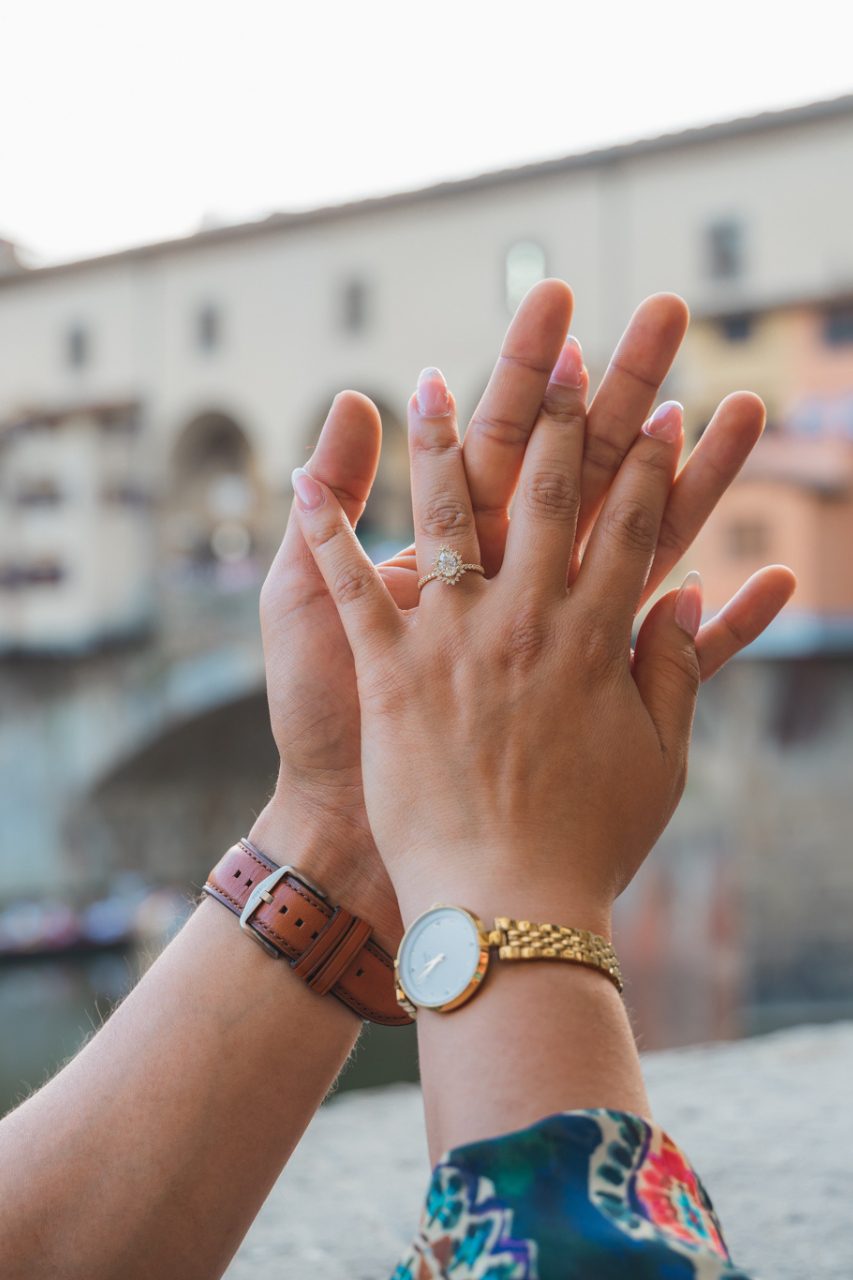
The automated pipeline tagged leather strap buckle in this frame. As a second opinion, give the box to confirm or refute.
[239,864,328,958]
[205,840,412,1025]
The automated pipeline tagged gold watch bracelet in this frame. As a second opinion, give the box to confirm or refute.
[492,917,623,993]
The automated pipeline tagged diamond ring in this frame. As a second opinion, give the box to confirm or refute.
[417,546,486,591]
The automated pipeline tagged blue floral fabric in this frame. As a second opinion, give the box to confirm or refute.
[393,1109,753,1279]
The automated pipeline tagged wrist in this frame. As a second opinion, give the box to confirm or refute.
[249,789,402,951]
[395,873,613,942]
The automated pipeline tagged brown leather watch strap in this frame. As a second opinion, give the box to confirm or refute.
[202,840,411,1027]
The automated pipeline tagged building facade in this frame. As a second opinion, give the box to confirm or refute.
[2,94,853,650]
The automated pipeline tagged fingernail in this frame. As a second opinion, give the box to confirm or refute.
[416,367,451,417]
[550,335,585,388]
[291,467,325,510]
[675,570,703,637]
[642,400,683,443]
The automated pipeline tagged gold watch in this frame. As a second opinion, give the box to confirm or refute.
[394,904,622,1015]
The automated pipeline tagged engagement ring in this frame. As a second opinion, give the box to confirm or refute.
[417,546,486,591]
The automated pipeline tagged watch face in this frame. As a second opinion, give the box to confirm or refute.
[397,906,489,1010]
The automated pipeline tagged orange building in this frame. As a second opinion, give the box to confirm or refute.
[684,296,853,649]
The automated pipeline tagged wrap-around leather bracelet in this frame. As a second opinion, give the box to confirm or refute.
[203,838,411,1027]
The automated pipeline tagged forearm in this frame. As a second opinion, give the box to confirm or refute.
[400,881,648,1164]
[0,894,359,1280]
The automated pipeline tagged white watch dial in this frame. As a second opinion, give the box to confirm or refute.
[398,906,485,1009]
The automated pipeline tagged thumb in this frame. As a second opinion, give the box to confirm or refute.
[633,571,703,761]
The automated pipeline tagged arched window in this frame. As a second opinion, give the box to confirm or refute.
[505,241,547,312]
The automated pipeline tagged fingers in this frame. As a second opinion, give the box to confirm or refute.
[574,401,684,634]
[697,565,797,681]
[632,572,702,761]
[408,367,482,590]
[290,468,401,656]
[462,279,574,574]
[577,294,690,544]
[641,391,766,604]
[267,390,382,585]
[501,336,588,596]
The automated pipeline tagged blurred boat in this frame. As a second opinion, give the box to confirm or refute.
[0,879,191,962]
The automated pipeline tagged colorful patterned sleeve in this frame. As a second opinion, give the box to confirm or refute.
[392,1109,754,1280]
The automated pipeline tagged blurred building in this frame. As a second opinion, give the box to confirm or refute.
[683,288,853,645]
[1,95,853,1048]
[2,92,853,651]
[0,403,152,651]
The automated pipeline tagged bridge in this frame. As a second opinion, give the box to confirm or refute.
[0,576,267,900]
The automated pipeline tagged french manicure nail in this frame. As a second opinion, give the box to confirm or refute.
[291,467,325,510]
[550,335,585,388]
[643,400,684,444]
[675,570,703,637]
[416,367,451,417]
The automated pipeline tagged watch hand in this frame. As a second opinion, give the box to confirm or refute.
[418,953,446,980]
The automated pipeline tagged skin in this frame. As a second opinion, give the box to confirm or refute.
[292,316,795,1159]
[0,282,795,1275]
[255,280,795,953]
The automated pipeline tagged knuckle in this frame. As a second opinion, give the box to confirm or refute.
[582,431,626,477]
[409,419,460,457]
[469,412,530,450]
[658,645,701,695]
[310,519,348,553]
[498,609,551,673]
[541,387,586,429]
[654,511,686,557]
[420,496,474,539]
[523,469,580,523]
[332,564,375,607]
[605,498,659,554]
[635,442,676,477]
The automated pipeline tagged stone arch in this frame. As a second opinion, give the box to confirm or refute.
[164,409,269,567]
[68,686,275,890]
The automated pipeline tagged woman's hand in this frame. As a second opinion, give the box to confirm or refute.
[291,352,794,933]
[257,281,793,947]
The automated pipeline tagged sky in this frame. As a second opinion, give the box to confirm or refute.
[2,0,852,266]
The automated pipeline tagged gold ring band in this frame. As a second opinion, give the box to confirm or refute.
[417,545,486,591]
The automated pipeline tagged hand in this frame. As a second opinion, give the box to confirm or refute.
[418,954,446,981]
[291,351,794,932]
[257,282,794,947]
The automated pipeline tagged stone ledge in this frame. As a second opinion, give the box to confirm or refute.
[227,1022,851,1279]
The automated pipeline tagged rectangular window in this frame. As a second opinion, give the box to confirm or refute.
[197,304,221,351]
[0,560,66,589]
[706,220,744,281]
[727,520,769,558]
[718,312,754,342]
[101,483,150,506]
[824,304,853,346]
[14,479,64,507]
[341,279,369,333]
[67,324,89,368]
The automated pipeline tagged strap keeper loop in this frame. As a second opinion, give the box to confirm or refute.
[291,907,373,996]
